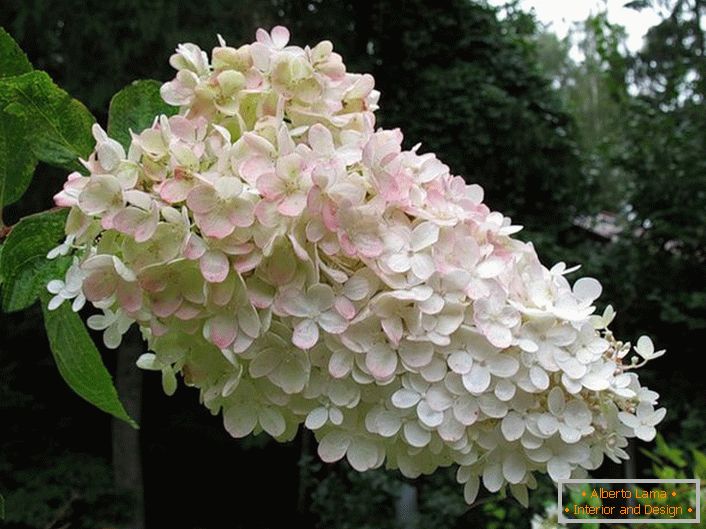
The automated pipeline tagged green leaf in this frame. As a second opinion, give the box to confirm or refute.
[40,293,138,428]
[0,492,4,520]
[0,29,36,207]
[1,71,95,171]
[0,209,70,312]
[108,79,177,150]
[691,449,706,479]
[655,434,687,468]
[0,27,32,78]
[0,109,38,207]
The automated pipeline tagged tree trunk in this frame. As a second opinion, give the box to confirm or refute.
[112,329,145,529]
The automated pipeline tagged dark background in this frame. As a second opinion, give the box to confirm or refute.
[1,1,704,528]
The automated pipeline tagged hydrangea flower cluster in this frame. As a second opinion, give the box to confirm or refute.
[47,27,666,504]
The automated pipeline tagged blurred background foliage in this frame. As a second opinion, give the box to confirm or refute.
[0,0,704,528]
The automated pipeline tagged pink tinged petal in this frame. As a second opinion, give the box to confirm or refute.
[381,317,403,345]
[247,278,274,309]
[346,74,375,99]
[83,271,116,301]
[308,124,335,155]
[113,207,143,236]
[322,202,338,231]
[160,179,192,204]
[462,364,491,394]
[334,297,356,320]
[329,349,353,378]
[292,319,319,349]
[391,388,421,409]
[174,303,201,320]
[318,431,351,463]
[403,421,431,448]
[133,210,158,242]
[410,222,439,251]
[317,311,348,334]
[277,192,307,217]
[501,412,525,441]
[476,257,505,279]
[258,407,286,437]
[117,283,142,312]
[399,341,434,369]
[184,233,207,260]
[234,252,262,274]
[207,315,238,349]
[386,252,411,273]
[353,233,384,258]
[200,250,230,283]
[257,171,285,199]
[186,185,218,214]
[228,199,255,228]
[411,254,435,280]
[346,439,380,471]
[503,452,527,484]
[240,157,273,186]
[223,404,257,438]
[482,323,513,349]
[365,343,397,380]
[270,25,290,48]
[196,209,235,239]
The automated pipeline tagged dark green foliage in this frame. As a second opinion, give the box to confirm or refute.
[41,293,138,427]
[0,27,32,79]
[0,1,704,528]
[364,0,582,227]
[0,453,131,529]
[1,71,95,172]
[108,80,178,150]
[0,209,69,311]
